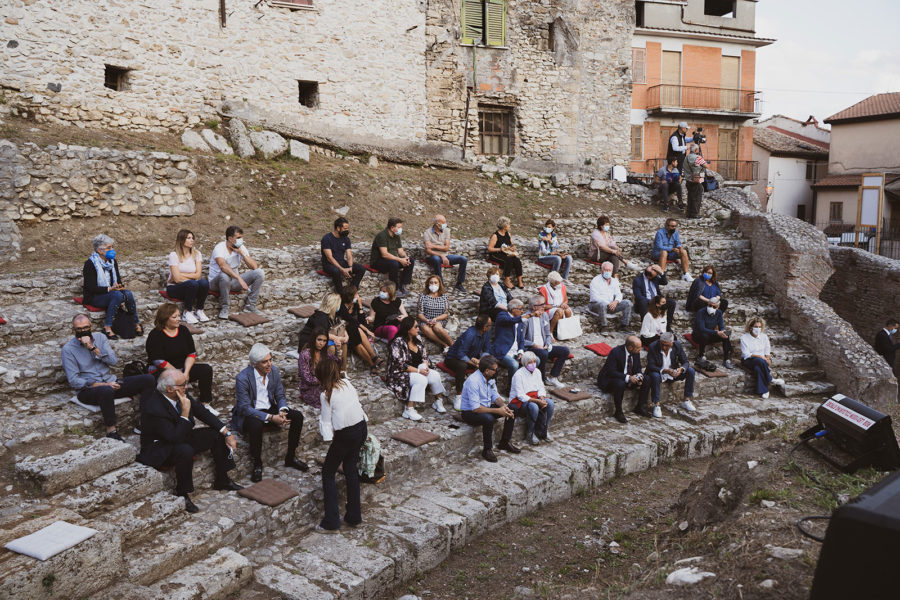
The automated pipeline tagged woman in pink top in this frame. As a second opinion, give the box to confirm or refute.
[166,229,210,324]
[589,216,624,276]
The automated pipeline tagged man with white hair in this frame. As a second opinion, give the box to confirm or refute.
[682,143,709,218]
[423,214,468,294]
[524,295,570,388]
[491,298,527,386]
[137,368,241,514]
[233,343,307,482]
[637,332,697,418]
[588,261,632,330]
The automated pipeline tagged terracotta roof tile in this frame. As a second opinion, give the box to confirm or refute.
[753,127,829,157]
[811,174,860,189]
[825,92,900,124]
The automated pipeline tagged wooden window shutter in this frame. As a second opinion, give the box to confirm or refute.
[632,48,646,84]
[485,0,506,47]
[461,0,484,45]
[631,125,643,160]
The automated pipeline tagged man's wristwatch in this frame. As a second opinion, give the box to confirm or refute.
[222,429,232,437]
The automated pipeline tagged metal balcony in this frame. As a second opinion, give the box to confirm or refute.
[646,84,761,118]
[644,158,759,183]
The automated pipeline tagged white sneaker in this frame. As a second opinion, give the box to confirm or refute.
[771,378,785,387]
[543,432,553,442]
[218,308,230,320]
[681,273,694,282]
[680,399,696,413]
[761,392,770,399]
[432,398,447,414]
[652,405,662,418]
[182,311,199,324]
[402,407,423,421]
[204,404,220,417]
[546,377,564,388]
[195,309,210,322]
[453,395,462,411]
[527,433,540,446]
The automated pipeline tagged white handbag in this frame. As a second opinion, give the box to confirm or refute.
[555,315,583,340]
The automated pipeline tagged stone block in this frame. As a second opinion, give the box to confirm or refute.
[249,130,288,159]
[226,119,255,158]
[15,436,137,495]
[255,565,332,600]
[290,139,310,162]
[145,548,252,600]
[180,130,210,152]
[551,172,569,187]
[201,128,234,155]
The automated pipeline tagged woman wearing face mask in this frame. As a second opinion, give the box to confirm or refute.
[338,285,381,375]
[82,234,143,339]
[386,317,448,420]
[538,270,572,334]
[479,266,513,320]
[537,219,572,280]
[487,216,524,289]
[509,352,555,446]
[739,317,784,399]
[366,282,407,342]
[640,295,668,348]
[298,329,342,408]
[687,264,728,314]
[417,275,454,351]
[589,216,624,275]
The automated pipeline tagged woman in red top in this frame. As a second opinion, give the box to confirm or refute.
[538,270,572,334]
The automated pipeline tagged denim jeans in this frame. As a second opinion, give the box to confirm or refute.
[516,398,555,437]
[425,254,467,286]
[89,290,139,327]
[537,255,571,279]
[166,279,209,311]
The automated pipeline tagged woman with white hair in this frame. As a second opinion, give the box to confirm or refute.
[740,316,784,399]
[538,271,572,334]
[509,351,555,446]
[487,216,524,289]
[82,233,143,339]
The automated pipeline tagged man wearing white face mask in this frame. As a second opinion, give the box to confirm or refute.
[209,225,266,319]
[692,298,734,369]
[588,262,632,330]
[423,214,467,294]
[740,317,784,398]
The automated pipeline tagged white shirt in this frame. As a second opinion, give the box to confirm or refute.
[660,348,673,382]
[640,312,667,338]
[590,274,623,304]
[510,367,547,404]
[319,379,368,442]
[167,250,202,285]
[531,316,544,348]
[740,332,771,360]
[163,393,192,423]
[507,334,519,357]
[254,369,270,412]
[208,241,249,281]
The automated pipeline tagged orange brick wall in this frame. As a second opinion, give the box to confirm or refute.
[740,50,755,91]
[682,45,721,88]
[632,42,661,109]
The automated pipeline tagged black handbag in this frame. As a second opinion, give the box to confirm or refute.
[112,307,137,339]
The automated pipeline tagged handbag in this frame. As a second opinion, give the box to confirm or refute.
[112,306,137,339]
[555,315,583,340]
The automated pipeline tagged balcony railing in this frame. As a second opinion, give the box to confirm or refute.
[644,158,759,183]
[816,222,900,260]
[646,84,761,115]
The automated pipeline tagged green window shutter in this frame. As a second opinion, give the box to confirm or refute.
[485,0,506,47]
[461,0,484,45]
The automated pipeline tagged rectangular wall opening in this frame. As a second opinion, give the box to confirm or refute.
[298,80,319,108]
[704,0,735,17]
[104,65,130,91]
[478,105,514,155]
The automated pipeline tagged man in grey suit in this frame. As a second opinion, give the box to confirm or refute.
[233,343,307,482]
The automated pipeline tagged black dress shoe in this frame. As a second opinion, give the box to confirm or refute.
[634,407,653,418]
[106,431,124,442]
[251,466,263,483]
[213,478,244,491]
[614,411,628,424]
[498,441,521,454]
[183,494,199,513]
[285,457,309,472]
[481,448,498,462]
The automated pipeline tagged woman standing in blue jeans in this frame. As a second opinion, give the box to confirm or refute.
[166,229,210,324]
[315,357,368,533]
[82,234,143,340]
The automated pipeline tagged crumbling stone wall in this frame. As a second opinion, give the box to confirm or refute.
[0,140,196,221]
[711,188,899,409]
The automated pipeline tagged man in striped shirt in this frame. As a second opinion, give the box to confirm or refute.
[683,143,709,219]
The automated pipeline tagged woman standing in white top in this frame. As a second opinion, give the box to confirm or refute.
[640,295,668,347]
[739,316,784,399]
[316,358,368,532]
[509,352,555,447]
[166,229,210,323]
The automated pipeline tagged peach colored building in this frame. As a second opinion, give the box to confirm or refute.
[630,0,773,183]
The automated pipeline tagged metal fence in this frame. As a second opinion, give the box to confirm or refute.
[644,158,759,183]
[816,222,900,260]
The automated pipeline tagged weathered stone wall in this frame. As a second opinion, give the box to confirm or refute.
[0,140,196,221]
[711,187,899,409]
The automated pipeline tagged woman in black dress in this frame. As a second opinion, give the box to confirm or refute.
[338,285,381,374]
[487,216,523,289]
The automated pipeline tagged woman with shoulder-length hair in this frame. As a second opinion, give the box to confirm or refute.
[385,316,448,420]
[297,292,348,350]
[82,233,143,339]
[487,216,524,289]
[739,316,784,399]
[165,229,210,324]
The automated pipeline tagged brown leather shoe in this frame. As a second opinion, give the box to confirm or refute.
[498,441,521,454]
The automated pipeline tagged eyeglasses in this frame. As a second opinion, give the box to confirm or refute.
[173,382,188,389]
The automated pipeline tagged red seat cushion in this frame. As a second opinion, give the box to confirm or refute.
[363,264,380,273]
[486,257,502,266]
[583,342,613,357]
[548,353,575,360]
[683,333,699,349]
[73,297,104,312]
[316,269,328,277]
[534,260,551,269]
[0,316,6,325]
[158,290,176,302]
[437,361,474,376]
[585,258,604,267]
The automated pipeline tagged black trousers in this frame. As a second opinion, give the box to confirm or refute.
[78,374,155,427]
[598,378,639,413]
[371,256,415,287]
[321,419,366,530]
[444,356,472,394]
[489,253,523,278]
[322,262,365,292]
[695,332,732,361]
[187,363,214,405]
[242,406,304,466]
[635,296,675,332]
[163,427,235,496]
[686,182,703,218]
[461,403,515,451]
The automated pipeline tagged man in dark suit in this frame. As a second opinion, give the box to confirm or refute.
[233,343,308,482]
[638,332,696,418]
[596,335,643,424]
[632,263,675,330]
[137,368,241,513]
[874,318,900,373]
[491,299,527,388]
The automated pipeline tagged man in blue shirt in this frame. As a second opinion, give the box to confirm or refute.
[321,217,366,292]
[652,217,693,282]
[655,158,683,211]
[445,313,492,407]
[460,355,519,462]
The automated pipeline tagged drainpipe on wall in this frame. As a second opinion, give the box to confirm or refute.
[462,44,478,160]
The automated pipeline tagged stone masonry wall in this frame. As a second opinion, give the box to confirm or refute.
[0,0,426,141]
[0,140,196,221]
[711,187,899,410]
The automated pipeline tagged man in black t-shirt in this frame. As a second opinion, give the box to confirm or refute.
[321,217,366,291]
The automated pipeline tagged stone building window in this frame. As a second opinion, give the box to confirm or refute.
[461,0,507,47]
[298,81,319,108]
[829,202,843,222]
[631,48,646,84]
[271,0,314,9]
[635,1,645,27]
[478,106,514,155]
[104,65,130,91]
[704,0,735,18]
[797,205,807,221]
[630,125,643,160]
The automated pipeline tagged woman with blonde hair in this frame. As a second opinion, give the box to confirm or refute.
[487,216,524,288]
[165,229,210,324]
[739,316,784,399]
[297,292,348,350]
[417,275,453,350]
[366,281,407,342]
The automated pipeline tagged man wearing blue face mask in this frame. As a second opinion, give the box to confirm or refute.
[371,217,415,297]
[587,261,632,330]
[209,225,266,319]
[874,318,900,372]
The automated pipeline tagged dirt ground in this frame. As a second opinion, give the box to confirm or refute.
[1,117,661,273]
[382,423,887,600]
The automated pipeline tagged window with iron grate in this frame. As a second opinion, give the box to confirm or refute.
[478,106,514,155]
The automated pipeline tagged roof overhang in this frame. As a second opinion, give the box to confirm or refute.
[634,26,775,48]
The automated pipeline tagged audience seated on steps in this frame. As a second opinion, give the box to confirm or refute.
[297,293,348,356]
[338,285,380,374]
[82,233,144,339]
[234,343,308,483]
[536,219,572,280]
[589,215,625,275]
[596,335,643,424]
[62,314,155,441]
[632,263,676,329]
[137,368,242,514]
[146,304,218,415]
[387,316,448,421]
[539,270,572,335]
[588,261,633,330]
[423,214,467,294]
[416,275,454,352]
[636,332,697,419]
[487,216,524,289]
[321,217,366,293]
[298,328,343,409]
[165,229,210,324]
[479,266,513,321]
[523,295,569,388]
[692,298,735,370]
[491,298,527,387]
[209,225,266,320]
[371,217,415,297]
[445,313,493,409]
[654,157,684,212]
[316,358,368,533]
[740,317,785,400]
[459,355,520,463]
[509,351,555,447]
[652,217,694,282]
[367,281,407,342]
[640,295,669,348]
[686,264,729,315]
